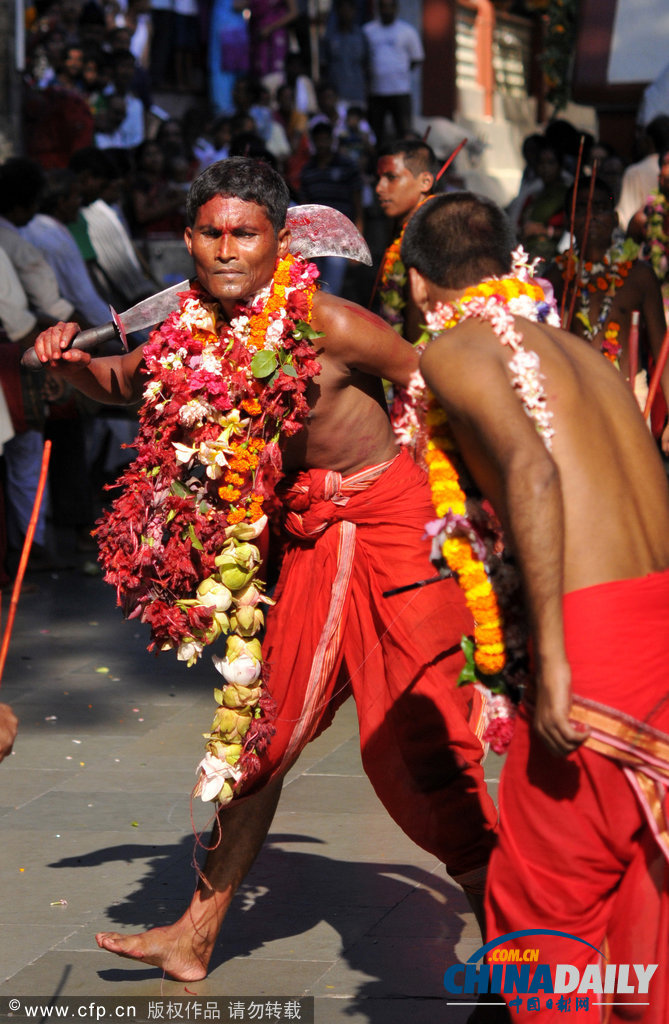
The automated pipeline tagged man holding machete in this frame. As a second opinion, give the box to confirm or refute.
[31,158,497,981]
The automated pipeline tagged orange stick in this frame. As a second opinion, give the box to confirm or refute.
[436,137,468,181]
[0,440,52,685]
[628,310,639,391]
[644,327,669,420]
[560,135,586,327]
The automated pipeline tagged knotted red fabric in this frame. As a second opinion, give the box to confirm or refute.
[246,449,498,880]
[486,570,669,1022]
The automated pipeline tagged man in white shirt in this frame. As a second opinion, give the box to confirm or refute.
[21,170,111,327]
[617,115,669,231]
[362,0,424,148]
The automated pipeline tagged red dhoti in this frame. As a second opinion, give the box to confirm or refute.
[252,449,498,883]
[486,570,669,1022]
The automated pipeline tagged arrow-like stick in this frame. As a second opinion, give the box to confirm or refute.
[436,137,468,181]
[565,161,598,332]
[560,135,586,328]
[644,326,669,420]
[0,440,52,685]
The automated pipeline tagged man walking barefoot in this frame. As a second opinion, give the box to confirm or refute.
[33,160,497,980]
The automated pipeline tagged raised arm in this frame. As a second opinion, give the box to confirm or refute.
[31,321,147,405]
[420,324,588,756]
[313,292,419,387]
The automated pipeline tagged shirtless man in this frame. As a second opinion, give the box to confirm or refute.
[545,175,669,453]
[375,138,436,342]
[32,159,497,981]
[403,191,669,1021]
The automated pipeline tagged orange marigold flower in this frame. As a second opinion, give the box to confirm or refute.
[596,277,608,291]
[218,485,241,501]
[241,398,263,416]
[227,508,246,525]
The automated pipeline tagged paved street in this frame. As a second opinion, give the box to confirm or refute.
[0,546,502,1023]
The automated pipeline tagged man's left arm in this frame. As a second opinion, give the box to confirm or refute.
[421,326,588,757]
[314,293,419,386]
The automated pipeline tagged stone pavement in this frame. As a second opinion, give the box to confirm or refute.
[0,554,503,1023]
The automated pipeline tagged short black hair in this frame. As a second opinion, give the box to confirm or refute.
[401,192,514,289]
[378,137,437,178]
[185,157,289,233]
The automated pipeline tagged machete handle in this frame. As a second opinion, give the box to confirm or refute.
[21,320,120,372]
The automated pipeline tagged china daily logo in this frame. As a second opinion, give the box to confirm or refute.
[444,930,658,1012]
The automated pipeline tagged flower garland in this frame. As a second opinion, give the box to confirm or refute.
[411,259,559,751]
[641,189,669,283]
[556,239,639,364]
[378,229,406,333]
[95,254,323,804]
[378,198,431,333]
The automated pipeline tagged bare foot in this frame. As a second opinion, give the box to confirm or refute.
[95,921,211,981]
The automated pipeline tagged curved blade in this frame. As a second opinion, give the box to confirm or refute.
[286,205,372,265]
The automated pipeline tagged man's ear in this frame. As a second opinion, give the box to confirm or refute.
[184,226,193,256]
[408,266,429,312]
[277,226,291,258]
[419,171,434,196]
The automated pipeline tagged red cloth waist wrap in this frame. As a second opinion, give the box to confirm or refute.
[564,569,669,860]
[252,448,498,880]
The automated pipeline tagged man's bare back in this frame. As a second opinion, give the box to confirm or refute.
[426,314,669,595]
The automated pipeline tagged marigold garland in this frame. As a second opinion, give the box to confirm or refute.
[94,253,323,804]
[378,198,431,332]
[399,255,559,750]
[556,239,639,363]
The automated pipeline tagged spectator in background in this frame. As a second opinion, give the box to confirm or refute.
[24,42,95,168]
[517,140,568,269]
[101,48,147,149]
[208,0,250,115]
[193,115,233,172]
[149,0,175,90]
[617,115,669,232]
[248,0,297,80]
[274,82,311,196]
[20,169,110,327]
[20,169,107,555]
[127,139,188,242]
[0,158,82,328]
[321,0,368,106]
[299,119,363,295]
[94,92,130,148]
[68,146,157,307]
[263,51,318,117]
[363,0,424,148]
[174,0,201,93]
